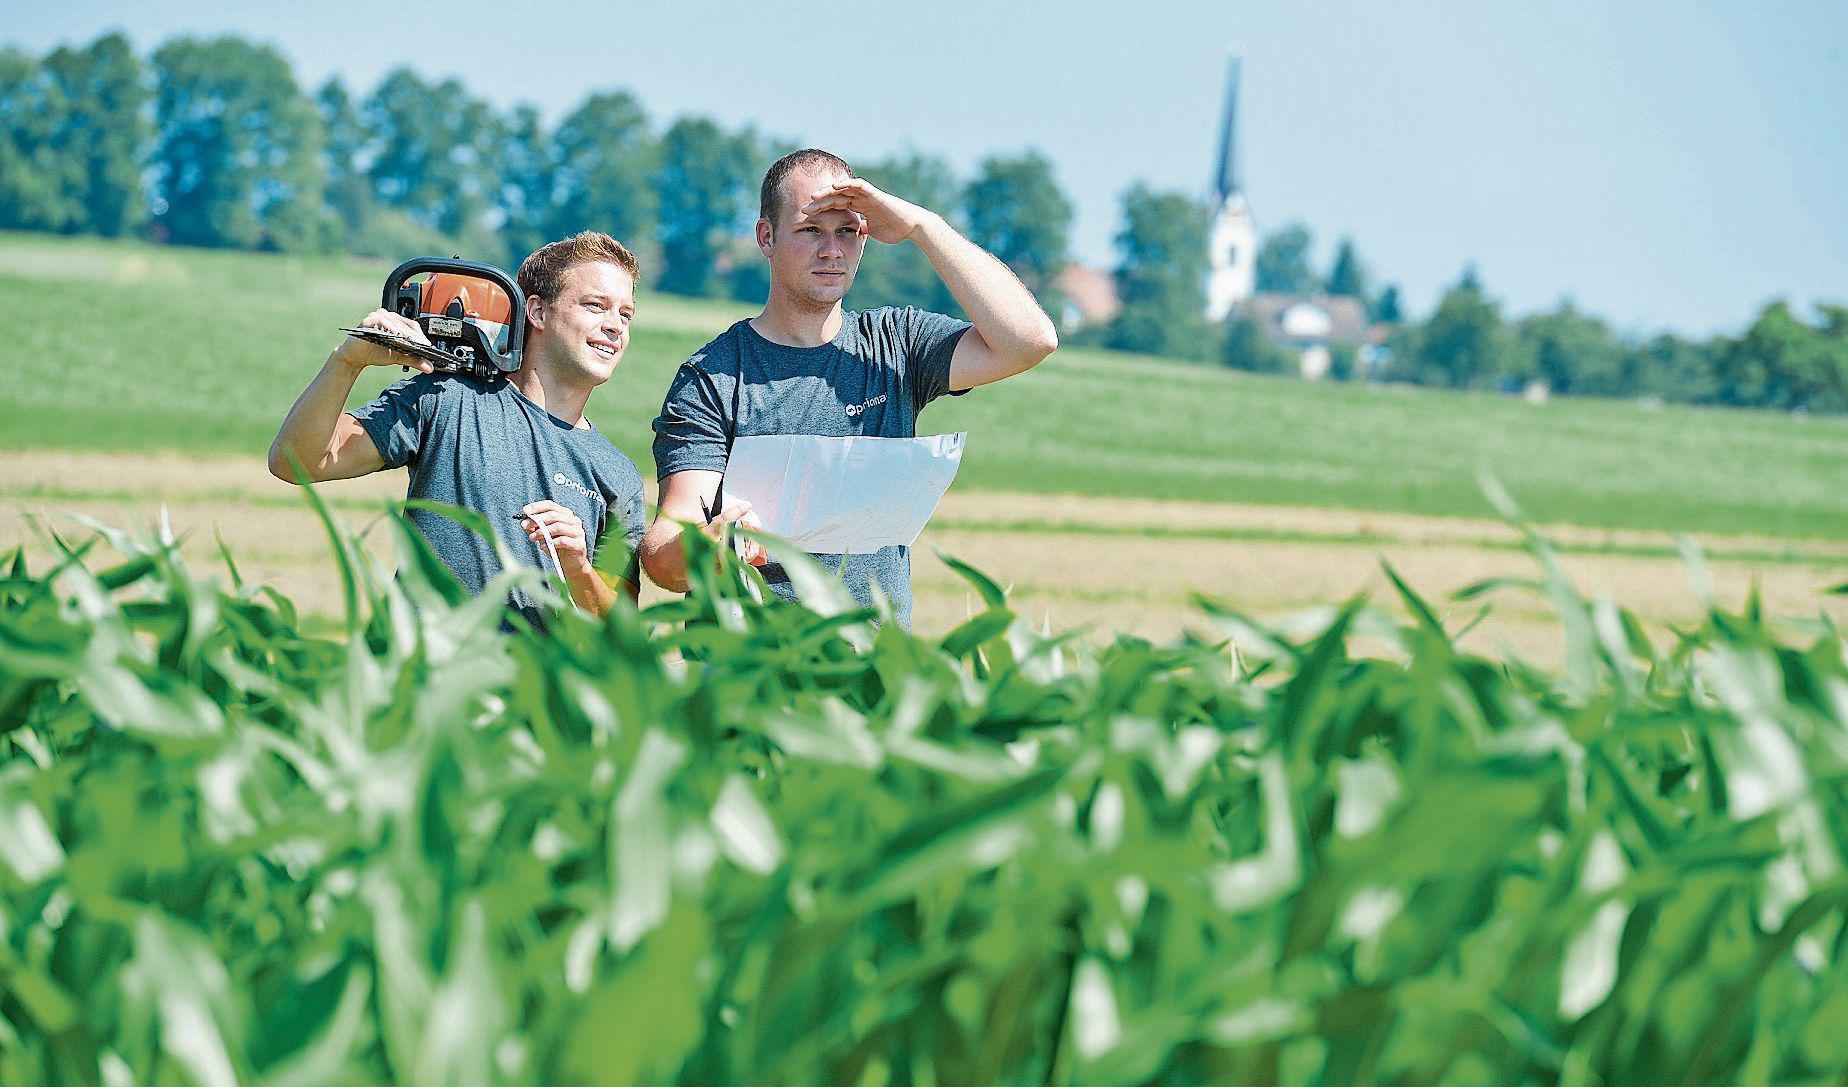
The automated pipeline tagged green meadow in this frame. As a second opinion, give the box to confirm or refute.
[7,230,1844,538]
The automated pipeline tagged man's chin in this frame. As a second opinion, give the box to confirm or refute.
[806,281,851,305]
[572,354,619,384]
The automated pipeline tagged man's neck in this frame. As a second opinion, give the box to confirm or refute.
[752,293,844,348]
[512,363,594,428]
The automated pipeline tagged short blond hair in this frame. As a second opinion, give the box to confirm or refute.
[517,231,640,302]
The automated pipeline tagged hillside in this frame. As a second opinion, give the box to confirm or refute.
[7,231,1845,539]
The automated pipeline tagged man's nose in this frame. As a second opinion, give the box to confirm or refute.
[818,232,844,258]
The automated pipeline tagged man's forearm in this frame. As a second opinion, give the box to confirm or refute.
[564,568,620,617]
[269,354,364,481]
[911,214,1059,360]
[639,521,693,594]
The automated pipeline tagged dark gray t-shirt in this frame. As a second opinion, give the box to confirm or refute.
[652,306,970,627]
[351,373,647,628]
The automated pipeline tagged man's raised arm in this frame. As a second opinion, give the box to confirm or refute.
[268,310,433,483]
[799,178,1059,391]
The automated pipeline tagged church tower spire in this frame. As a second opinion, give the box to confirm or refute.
[1206,46,1257,322]
[1212,49,1243,206]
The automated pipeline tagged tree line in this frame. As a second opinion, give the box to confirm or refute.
[4,33,1841,412]
[1094,196,1848,414]
[1383,266,1848,413]
[0,33,1073,317]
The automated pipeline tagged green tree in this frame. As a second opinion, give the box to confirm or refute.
[0,49,80,231]
[1327,341,1360,382]
[1397,266,1505,389]
[44,33,148,237]
[364,68,500,247]
[1713,301,1803,408]
[1221,310,1296,374]
[653,116,755,297]
[550,90,657,264]
[721,131,788,302]
[150,37,330,251]
[1510,301,1624,395]
[1324,236,1368,301]
[1255,222,1315,295]
[315,78,373,244]
[962,150,1072,317]
[317,76,457,259]
[1371,284,1403,325]
[1713,301,1848,412]
[847,151,961,315]
[1104,184,1211,359]
[494,104,555,267]
[1622,333,1718,404]
[1812,305,1848,412]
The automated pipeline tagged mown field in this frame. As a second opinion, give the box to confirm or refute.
[7,231,1848,539]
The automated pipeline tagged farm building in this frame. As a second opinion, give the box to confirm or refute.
[1055,264,1120,331]
[1242,293,1388,380]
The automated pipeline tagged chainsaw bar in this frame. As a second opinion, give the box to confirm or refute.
[339,327,480,374]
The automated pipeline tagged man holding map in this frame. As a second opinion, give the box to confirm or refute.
[640,149,1059,627]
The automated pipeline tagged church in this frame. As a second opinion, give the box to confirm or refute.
[1204,49,1385,379]
[1060,48,1387,379]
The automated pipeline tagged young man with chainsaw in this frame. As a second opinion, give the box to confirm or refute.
[269,231,647,626]
[641,149,1060,628]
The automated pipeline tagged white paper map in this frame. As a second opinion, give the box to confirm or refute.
[720,433,966,554]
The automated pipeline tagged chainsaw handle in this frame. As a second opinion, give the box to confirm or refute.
[380,257,526,375]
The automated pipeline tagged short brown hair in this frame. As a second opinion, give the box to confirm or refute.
[517,231,640,302]
[759,149,853,228]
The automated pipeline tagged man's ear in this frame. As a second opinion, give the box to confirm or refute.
[755,218,773,257]
[524,294,545,332]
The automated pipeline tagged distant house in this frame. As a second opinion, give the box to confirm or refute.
[1056,264,1120,330]
[1244,293,1387,380]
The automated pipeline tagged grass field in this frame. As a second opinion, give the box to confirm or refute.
[9,230,1848,538]
[4,231,1846,657]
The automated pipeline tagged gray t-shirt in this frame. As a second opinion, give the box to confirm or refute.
[652,306,971,627]
[351,373,647,629]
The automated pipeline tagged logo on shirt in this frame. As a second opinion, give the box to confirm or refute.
[553,472,605,508]
[845,393,888,418]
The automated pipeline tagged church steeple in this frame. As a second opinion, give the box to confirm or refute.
[1212,49,1243,206]
[1206,46,1256,322]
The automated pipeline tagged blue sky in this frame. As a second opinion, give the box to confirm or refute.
[11,0,1846,337]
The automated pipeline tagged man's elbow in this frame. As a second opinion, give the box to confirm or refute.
[267,443,302,484]
[1012,320,1059,371]
[645,562,690,595]
[268,441,332,485]
[638,531,690,594]
[1028,321,1059,361]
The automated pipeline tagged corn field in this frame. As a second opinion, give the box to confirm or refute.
[4,489,1848,1086]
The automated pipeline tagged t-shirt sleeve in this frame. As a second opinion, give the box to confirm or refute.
[593,482,646,590]
[651,356,733,478]
[348,374,445,469]
[899,306,973,408]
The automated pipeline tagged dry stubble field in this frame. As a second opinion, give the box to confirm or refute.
[6,449,1845,665]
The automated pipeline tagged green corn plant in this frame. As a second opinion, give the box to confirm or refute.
[1,493,1846,1086]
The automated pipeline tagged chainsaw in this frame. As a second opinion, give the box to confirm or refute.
[340,257,525,382]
